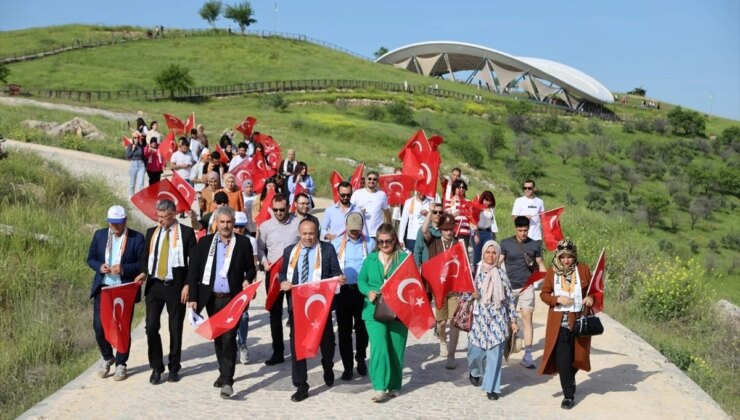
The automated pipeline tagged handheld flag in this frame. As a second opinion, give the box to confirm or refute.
[378,174,415,207]
[291,278,340,360]
[540,207,565,251]
[586,248,606,313]
[235,116,257,137]
[170,170,196,207]
[519,271,546,293]
[330,170,345,203]
[99,282,140,353]
[195,281,262,340]
[162,113,185,134]
[254,188,276,226]
[265,257,284,312]
[381,255,435,338]
[349,163,365,191]
[130,179,190,221]
[421,241,474,309]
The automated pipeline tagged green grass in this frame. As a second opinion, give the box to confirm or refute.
[0,151,143,420]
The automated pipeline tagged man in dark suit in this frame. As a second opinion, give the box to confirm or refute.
[87,205,145,381]
[135,199,196,385]
[279,218,344,402]
[187,206,257,399]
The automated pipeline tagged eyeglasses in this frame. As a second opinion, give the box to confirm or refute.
[432,211,444,215]
[366,177,378,181]
[272,208,287,213]
[339,193,351,198]
[377,239,393,245]
[523,186,534,190]
[557,243,575,251]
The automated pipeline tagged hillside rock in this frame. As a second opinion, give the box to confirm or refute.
[46,117,105,140]
[715,299,740,331]
[21,120,59,131]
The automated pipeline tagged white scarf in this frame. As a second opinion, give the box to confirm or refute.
[554,269,583,312]
[105,228,128,284]
[201,233,236,286]
[286,242,322,284]
[147,223,186,277]
[337,234,368,270]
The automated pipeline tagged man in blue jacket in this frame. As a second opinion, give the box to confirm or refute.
[86,205,145,381]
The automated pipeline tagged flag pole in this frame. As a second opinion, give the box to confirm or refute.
[585,248,606,295]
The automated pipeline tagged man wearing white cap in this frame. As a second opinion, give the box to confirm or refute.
[86,205,145,381]
[234,211,260,364]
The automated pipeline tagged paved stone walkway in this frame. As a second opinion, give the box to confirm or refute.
[8,140,729,419]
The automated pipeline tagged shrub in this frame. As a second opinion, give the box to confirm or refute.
[658,239,675,254]
[506,114,530,134]
[689,240,700,254]
[483,126,505,159]
[542,114,571,133]
[290,119,305,129]
[585,191,607,211]
[262,94,287,112]
[386,101,415,126]
[365,105,385,121]
[588,119,603,135]
[455,143,484,169]
[154,64,194,95]
[634,118,654,133]
[721,232,740,251]
[636,258,710,321]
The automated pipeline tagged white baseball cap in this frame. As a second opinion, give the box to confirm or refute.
[107,205,127,224]
[234,211,248,227]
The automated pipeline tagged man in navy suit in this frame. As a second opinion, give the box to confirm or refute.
[187,206,257,399]
[279,218,344,402]
[86,205,145,381]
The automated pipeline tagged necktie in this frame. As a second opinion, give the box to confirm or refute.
[301,250,309,283]
[157,229,170,279]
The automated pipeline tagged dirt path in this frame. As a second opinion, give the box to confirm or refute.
[0,97,138,121]
[7,139,730,419]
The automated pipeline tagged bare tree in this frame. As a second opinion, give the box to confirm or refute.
[689,195,719,229]
[556,140,578,164]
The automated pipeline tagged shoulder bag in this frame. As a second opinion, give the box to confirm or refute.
[573,307,604,337]
[373,295,397,322]
[452,298,474,332]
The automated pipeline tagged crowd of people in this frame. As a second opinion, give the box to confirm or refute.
[98,122,599,409]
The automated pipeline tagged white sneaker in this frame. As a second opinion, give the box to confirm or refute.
[439,342,448,358]
[371,391,389,402]
[240,347,249,365]
[113,365,128,381]
[387,389,400,398]
[97,358,114,378]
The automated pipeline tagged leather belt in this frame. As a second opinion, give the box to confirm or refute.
[213,292,231,298]
[341,284,359,290]
[478,228,492,232]
[153,278,173,285]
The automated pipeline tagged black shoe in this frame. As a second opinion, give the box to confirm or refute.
[291,389,309,402]
[561,398,574,409]
[167,371,180,383]
[265,355,285,366]
[324,370,335,387]
[469,374,481,387]
[487,392,499,401]
[356,360,368,376]
[213,378,223,388]
[341,371,353,381]
[149,370,162,385]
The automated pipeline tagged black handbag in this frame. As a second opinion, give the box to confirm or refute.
[373,295,397,322]
[573,308,604,337]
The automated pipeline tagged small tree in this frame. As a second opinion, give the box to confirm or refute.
[688,195,719,230]
[0,63,9,84]
[373,46,389,59]
[556,139,578,164]
[155,64,194,96]
[483,126,505,159]
[199,1,223,29]
[224,1,257,34]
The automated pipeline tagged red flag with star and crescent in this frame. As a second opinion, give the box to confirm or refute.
[254,134,281,173]
[519,271,546,293]
[170,170,196,207]
[99,282,140,353]
[381,255,435,338]
[459,196,488,226]
[586,248,606,313]
[349,163,365,191]
[254,188,276,226]
[215,144,231,165]
[130,179,190,221]
[289,182,307,213]
[265,257,284,312]
[158,132,177,163]
[162,113,185,134]
[540,206,565,251]
[329,170,345,203]
[291,278,340,360]
[195,281,262,340]
[235,116,257,137]
[230,150,270,192]
[378,174,415,206]
[398,129,430,161]
[183,112,195,135]
[420,241,474,309]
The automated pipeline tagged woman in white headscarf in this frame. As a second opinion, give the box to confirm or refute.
[464,240,518,400]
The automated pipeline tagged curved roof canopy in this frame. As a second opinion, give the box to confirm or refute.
[376,41,614,107]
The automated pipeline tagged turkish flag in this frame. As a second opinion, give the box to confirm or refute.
[378,174,415,206]
[159,132,177,163]
[519,271,546,293]
[415,150,441,198]
[421,241,474,309]
[428,134,444,151]
[254,134,282,172]
[291,278,340,360]
[195,281,262,340]
[170,171,196,207]
[398,129,430,161]
[122,135,132,148]
[349,163,365,191]
[381,255,435,338]
[130,180,190,221]
[254,188,276,226]
[230,150,270,192]
[265,257,284,312]
[183,112,195,135]
[235,116,257,137]
[586,248,606,313]
[459,196,488,226]
[215,144,231,165]
[99,282,140,353]
[290,182,307,213]
[329,170,345,203]
[540,206,565,251]
[162,113,185,134]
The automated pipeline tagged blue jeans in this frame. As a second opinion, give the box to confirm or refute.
[128,160,146,196]
[404,239,416,252]
[236,307,249,347]
[473,230,495,268]
[467,342,504,393]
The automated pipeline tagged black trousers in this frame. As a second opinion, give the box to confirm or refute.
[335,284,368,372]
[93,292,135,366]
[289,309,335,392]
[265,268,285,356]
[147,170,162,185]
[207,295,238,386]
[145,280,186,373]
[555,326,577,399]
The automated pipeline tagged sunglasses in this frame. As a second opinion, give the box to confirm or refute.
[558,244,575,251]
[366,177,378,181]
[432,210,444,215]
[339,193,351,198]
[523,186,534,190]
[377,239,393,245]
[272,208,287,213]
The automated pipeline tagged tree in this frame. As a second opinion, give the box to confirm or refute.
[224,1,257,34]
[688,195,719,229]
[637,187,671,230]
[556,139,578,164]
[155,64,194,96]
[627,86,646,96]
[667,106,706,136]
[199,1,223,29]
[0,63,9,84]
[373,46,389,59]
[483,126,505,159]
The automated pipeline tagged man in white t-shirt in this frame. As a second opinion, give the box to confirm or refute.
[511,179,545,240]
[349,170,390,238]
[398,191,432,251]
[228,142,249,172]
[170,138,195,182]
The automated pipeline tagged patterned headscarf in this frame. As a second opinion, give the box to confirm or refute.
[552,238,578,276]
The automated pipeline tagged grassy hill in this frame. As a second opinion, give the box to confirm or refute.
[0,25,738,416]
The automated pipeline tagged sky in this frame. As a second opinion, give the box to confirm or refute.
[1,0,738,121]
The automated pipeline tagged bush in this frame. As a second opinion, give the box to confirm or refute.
[636,258,710,321]
[721,232,740,251]
[456,143,484,169]
[290,119,305,129]
[541,114,571,133]
[262,94,288,112]
[483,126,505,159]
[585,191,607,211]
[154,64,194,95]
[365,105,385,121]
[506,114,530,134]
[386,101,415,126]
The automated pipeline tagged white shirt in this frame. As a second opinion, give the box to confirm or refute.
[478,208,498,232]
[350,188,389,237]
[512,196,545,240]
[398,196,432,243]
[189,139,203,161]
[228,154,248,172]
[171,151,195,181]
